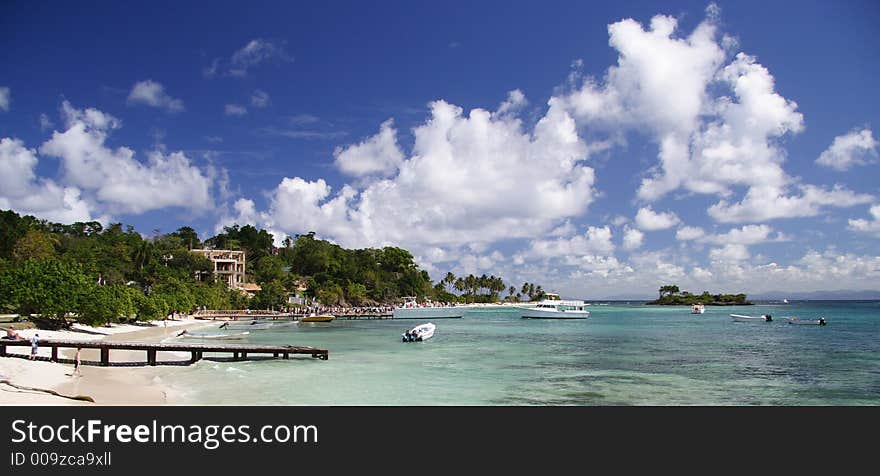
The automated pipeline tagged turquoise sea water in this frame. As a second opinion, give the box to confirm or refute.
[161,301,880,405]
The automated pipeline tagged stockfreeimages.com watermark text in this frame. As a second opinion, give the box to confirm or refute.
[11,419,318,450]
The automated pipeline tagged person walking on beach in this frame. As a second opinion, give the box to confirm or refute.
[73,348,82,376]
[29,333,39,360]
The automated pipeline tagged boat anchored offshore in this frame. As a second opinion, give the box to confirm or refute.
[301,314,334,323]
[789,317,827,326]
[730,313,772,322]
[219,321,273,330]
[177,330,250,340]
[402,322,436,342]
[393,297,464,319]
[519,298,590,319]
[691,303,706,314]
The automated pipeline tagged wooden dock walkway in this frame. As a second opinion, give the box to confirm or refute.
[194,310,394,320]
[0,339,328,365]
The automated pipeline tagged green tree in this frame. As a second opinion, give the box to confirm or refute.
[11,229,58,263]
[252,280,287,310]
[346,282,368,306]
[253,255,286,284]
[658,285,680,298]
[134,292,169,321]
[0,258,92,324]
[151,277,195,315]
[78,284,137,326]
[170,226,201,250]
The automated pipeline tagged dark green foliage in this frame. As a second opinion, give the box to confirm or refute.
[0,258,93,319]
[0,209,512,320]
[78,284,137,326]
[648,284,752,305]
[251,280,287,310]
[281,232,433,306]
[204,224,274,263]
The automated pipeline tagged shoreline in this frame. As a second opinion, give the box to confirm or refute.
[0,318,215,405]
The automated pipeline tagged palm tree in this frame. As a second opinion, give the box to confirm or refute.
[454,277,465,296]
[444,272,456,293]
[508,286,516,301]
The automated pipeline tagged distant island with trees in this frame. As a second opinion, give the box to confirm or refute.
[0,209,547,329]
[647,285,752,306]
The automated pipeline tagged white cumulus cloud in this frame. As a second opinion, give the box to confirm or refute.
[0,137,96,223]
[816,127,878,171]
[333,119,404,177]
[635,206,680,230]
[127,80,185,113]
[220,95,599,264]
[37,101,214,215]
[848,205,880,237]
[622,226,644,250]
[555,6,868,225]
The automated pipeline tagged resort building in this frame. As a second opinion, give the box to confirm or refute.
[237,282,262,298]
[287,279,310,305]
[192,249,246,288]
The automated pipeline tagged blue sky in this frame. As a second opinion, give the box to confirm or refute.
[1,0,879,298]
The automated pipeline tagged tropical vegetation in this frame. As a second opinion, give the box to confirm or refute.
[0,210,548,328]
[647,284,752,306]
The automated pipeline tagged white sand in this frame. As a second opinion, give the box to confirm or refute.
[1,317,216,405]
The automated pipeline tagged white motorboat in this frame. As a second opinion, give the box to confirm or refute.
[519,299,590,319]
[730,314,772,322]
[691,303,706,314]
[393,297,464,319]
[402,322,436,342]
[177,330,250,340]
[219,321,273,330]
[788,317,827,326]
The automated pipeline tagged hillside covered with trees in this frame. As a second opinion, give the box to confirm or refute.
[0,210,545,328]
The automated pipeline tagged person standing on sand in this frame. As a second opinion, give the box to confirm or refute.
[73,348,82,376]
[29,333,39,360]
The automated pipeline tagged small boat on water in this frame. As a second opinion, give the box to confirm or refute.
[519,298,590,319]
[177,330,250,340]
[782,299,790,304]
[393,297,464,319]
[691,303,706,314]
[730,313,772,322]
[219,321,273,330]
[301,314,334,323]
[789,317,827,326]
[402,322,435,342]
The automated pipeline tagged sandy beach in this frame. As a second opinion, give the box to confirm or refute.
[0,318,216,405]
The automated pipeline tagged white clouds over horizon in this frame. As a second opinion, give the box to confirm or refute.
[0,100,218,224]
[1,5,877,298]
[555,6,869,225]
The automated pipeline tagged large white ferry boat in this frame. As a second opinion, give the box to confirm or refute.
[392,297,465,319]
[518,296,590,319]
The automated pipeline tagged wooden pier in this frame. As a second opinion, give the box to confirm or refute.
[193,310,394,321]
[0,339,328,366]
